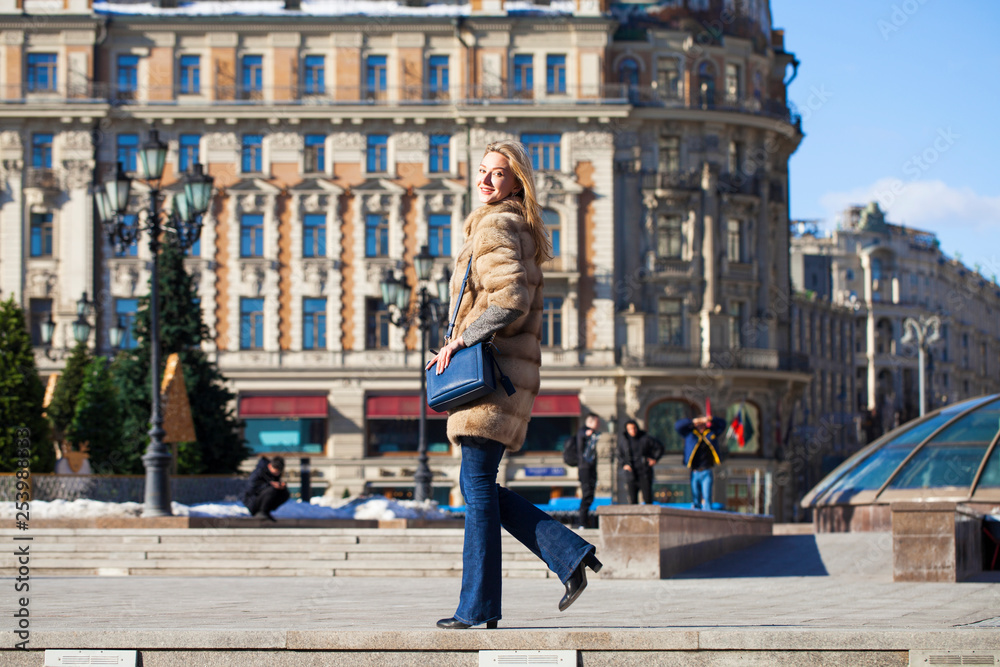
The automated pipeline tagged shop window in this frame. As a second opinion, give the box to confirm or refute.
[645,398,696,453]
[244,417,325,454]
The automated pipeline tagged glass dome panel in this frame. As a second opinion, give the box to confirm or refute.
[820,442,914,502]
[885,443,989,490]
[977,446,1000,488]
[923,398,1000,444]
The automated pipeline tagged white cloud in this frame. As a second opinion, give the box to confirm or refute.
[818,179,1000,232]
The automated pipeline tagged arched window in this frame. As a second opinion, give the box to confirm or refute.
[697,61,716,109]
[645,398,697,453]
[620,58,640,102]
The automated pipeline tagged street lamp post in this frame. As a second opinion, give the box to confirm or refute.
[379,245,451,503]
[94,129,214,517]
[901,315,942,417]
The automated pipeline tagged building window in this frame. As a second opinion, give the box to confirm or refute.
[366,55,387,100]
[366,134,388,173]
[179,55,200,94]
[659,135,680,174]
[32,133,53,169]
[115,298,138,349]
[114,216,140,257]
[658,298,683,346]
[522,133,561,171]
[727,219,744,262]
[620,57,639,93]
[117,54,139,98]
[729,301,747,348]
[240,214,264,257]
[541,297,563,348]
[117,133,139,173]
[428,134,450,173]
[302,298,327,350]
[178,134,200,173]
[245,416,326,455]
[303,55,325,95]
[657,215,683,259]
[304,134,325,173]
[656,57,681,99]
[546,54,566,94]
[365,214,389,258]
[428,214,451,257]
[428,55,449,99]
[697,61,716,108]
[186,232,201,257]
[303,213,326,258]
[366,298,390,349]
[728,140,743,174]
[513,54,533,97]
[28,299,52,346]
[242,134,263,173]
[542,209,560,257]
[26,53,58,92]
[29,212,53,257]
[241,55,263,99]
[240,298,265,350]
[646,398,695,454]
[724,62,741,103]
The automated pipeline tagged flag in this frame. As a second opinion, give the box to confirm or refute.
[729,402,755,448]
[706,398,712,420]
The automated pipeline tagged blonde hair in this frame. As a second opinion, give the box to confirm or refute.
[483,140,553,266]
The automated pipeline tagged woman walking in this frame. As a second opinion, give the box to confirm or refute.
[428,140,602,630]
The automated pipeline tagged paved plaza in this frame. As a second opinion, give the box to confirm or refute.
[7,533,1000,665]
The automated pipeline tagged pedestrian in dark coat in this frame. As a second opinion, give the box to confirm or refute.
[616,420,664,504]
[568,414,602,528]
[243,455,289,521]
[675,416,727,509]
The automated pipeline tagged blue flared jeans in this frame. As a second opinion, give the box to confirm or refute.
[453,435,596,627]
[691,468,714,509]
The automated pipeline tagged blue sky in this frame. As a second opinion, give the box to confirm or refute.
[770,0,1000,275]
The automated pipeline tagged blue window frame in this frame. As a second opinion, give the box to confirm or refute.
[542,297,563,348]
[178,134,200,173]
[366,134,388,173]
[429,134,449,174]
[305,134,325,173]
[117,133,139,173]
[303,55,325,95]
[185,236,201,257]
[179,55,200,94]
[521,133,561,171]
[29,212,53,257]
[365,214,388,258]
[366,55,387,97]
[428,55,449,97]
[303,298,327,350]
[242,55,263,96]
[428,214,451,257]
[303,213,326,258]
[115,298,139,350]
[513,54,533,94]
[546,54,566,94]
[114,216,140,257]
[26,54,57,92]
[117,54,139,95]
[240,297,265,350]
[242,134,263,173]
[542,209,560,257]
[31,133,53,168]
[240,214,264,257]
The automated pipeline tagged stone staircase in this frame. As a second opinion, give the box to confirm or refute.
[7,527,601,578]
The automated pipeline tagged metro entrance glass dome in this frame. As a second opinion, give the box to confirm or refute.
[802,395,1000,509]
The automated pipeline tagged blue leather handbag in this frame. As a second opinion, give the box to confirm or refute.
[426,253,515,412]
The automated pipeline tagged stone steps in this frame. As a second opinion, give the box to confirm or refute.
[3,527,598,578]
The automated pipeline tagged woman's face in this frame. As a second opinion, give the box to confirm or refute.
[477,151,520,204]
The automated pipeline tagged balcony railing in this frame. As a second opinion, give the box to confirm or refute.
[24,167,58,189]
[710,348,810,373]
[641,169,702,191]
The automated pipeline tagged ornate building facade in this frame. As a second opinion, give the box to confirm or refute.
[1,0,818,518]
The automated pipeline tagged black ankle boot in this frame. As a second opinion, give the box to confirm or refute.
[559,551,603,612]
[436,617,498,629]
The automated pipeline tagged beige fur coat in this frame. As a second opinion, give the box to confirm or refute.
[445,198,544,452]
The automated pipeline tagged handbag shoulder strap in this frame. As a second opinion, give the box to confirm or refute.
[445,253,474,342]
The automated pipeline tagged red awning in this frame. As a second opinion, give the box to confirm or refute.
[240,395,328,418]
[532,394,581,417]
[366,395,448,419]
[365,394,580,419]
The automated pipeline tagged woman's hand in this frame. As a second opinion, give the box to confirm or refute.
[426,336,466,375]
